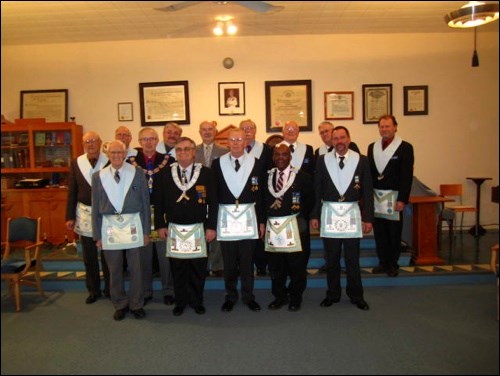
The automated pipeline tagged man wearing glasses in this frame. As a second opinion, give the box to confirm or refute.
[128,127,175,306]
[152,137,218,316]
[66,131,110,304]
[114,126,137,158]
[211,128,265,313]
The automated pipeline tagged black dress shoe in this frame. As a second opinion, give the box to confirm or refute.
[246,300,261,312]
[221,300,234,312]
[113,308,128,321]
[320,297,340,307]
[268,299,288,310]
[194,305,206,315]
[173,305,185,316]
[131,308,146,319]
[288,303,301,312]
[85,293,101,304]
[163,295,174,305]
[351,299,370,311]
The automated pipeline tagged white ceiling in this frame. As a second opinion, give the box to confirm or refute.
[1,1,498,45]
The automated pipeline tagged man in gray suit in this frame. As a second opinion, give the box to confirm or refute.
[195,120,229,277]
[92,140,151,321]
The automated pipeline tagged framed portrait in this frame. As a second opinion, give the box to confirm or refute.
[324,91,354,120]
[362,84,392,124]
[139,81,190,126]
[20,89,68,122]
[265,80,312,133]
[117,102,133,122]
[218,82,245,116]
[404,85,428,115]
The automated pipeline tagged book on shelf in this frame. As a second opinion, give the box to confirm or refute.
[35,132,46,146]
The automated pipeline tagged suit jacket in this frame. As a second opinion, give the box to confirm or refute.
[152,164,218,231]
[127,150,173,196]
[248,140,273,174]
[265,168,315,223]
[91,164,151,241]
[367,140,414,204]
[311,152,374,223]
[66,153,109,221]
[211,156,265,225]
[195,143,229,168]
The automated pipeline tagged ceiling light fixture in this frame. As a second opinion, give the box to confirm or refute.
[444,1,499,28]
[213,15,238,36]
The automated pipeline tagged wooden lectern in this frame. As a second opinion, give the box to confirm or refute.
[409,196,453,265]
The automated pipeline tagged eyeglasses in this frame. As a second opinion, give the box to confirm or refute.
[116,133,131,137]
[175,147,194,153]
[140,137,157,142]
[109,151,125,155]
[241,126,255,132]
[229,137,244,142]
[84,138,99,144]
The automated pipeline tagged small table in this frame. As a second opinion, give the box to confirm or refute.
[409,196,453,265]
[466,177,492,237]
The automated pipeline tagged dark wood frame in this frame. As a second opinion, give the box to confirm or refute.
[265,79,312,133]
[117,102,133,122]
[139,81,190,126]
[218,82,245,116]
[324,91,354,120]
[20,89,68,122]
[362,84,392,124]
[404,85,428,116]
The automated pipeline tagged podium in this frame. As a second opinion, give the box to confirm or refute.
[409,196,453,265]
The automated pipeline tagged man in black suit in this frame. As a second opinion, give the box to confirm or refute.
[278,120,314,268]
[240,118,272,277]
[265,144,314,312]
[367,115,414,277]
[127,127,174,306]
[311,126,373,311]
[212,128,265,313]
[65,131,110,304]
[153,137,218,316]
[315,121,361,160]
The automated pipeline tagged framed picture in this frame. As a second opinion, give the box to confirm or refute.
[362,84,392,124]
[139,81,190,126]
[324,91,354,120]
[117,102,133,122]
[20,89,68,122]
[218,82,245,116]
[265,80,312,133]
[404,85,428,115]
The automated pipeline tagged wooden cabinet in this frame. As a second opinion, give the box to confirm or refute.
[2,188,75,245]
[1,119,83,243]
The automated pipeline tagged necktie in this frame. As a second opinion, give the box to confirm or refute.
[276,171,284,192]
[89,158,97,168]
[235,159,240,172]
[289,144,295,153]
[327,146,334,153]
[204,145,211,167]
[181,169,188,184]
[114,170,120,183]
[339,156,345,169]
[246,144,252,153]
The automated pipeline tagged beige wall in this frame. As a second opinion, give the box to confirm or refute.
[1,32,499,228]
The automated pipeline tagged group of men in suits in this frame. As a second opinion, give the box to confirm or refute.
[65,114,413,319]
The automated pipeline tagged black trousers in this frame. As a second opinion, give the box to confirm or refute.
[220,239,256,303]
[323,237,364,302]
[268,250,307,305]
[169,257,208,307]
[373,217,404,269]
[81,235,110,295]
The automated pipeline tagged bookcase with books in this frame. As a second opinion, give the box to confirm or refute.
[1,118,83,244]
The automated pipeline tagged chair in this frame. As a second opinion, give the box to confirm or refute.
[437,184,476,247]
[1,217,45,311]
[265,134,284,148]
